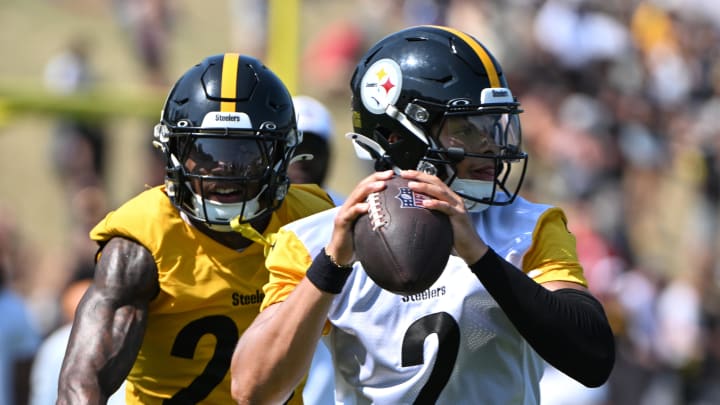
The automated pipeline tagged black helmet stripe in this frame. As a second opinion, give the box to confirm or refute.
[221,53,240,112]
[427,25,501,88]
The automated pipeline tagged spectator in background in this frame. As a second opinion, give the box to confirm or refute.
[289,95,345,204]
[40,115,108,335]
[0,275,40,405]
[111,0,173,87]
[44,36,107,195]
[40,38,111,336]
[0,206,41,405]
[29,264,126,405]
[228,0,268,60]
[49,121,106,193]
[401,0,451,26]
[301,20,364,97]
[43,37,94,95]
[44,36,109,287]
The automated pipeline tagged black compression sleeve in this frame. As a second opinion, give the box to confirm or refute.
[470,248,615,387]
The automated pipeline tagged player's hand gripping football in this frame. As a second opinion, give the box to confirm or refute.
[325,170,395,266]
[400,170,489,265]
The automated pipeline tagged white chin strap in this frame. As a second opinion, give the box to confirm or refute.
[450,179,494,213]
[189,184,268,231]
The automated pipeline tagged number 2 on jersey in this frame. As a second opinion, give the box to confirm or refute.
[164,315,238,404]
[401,312,460,404]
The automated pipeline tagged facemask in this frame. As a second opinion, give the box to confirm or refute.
[189,184,268,230]
[450,179,494,213]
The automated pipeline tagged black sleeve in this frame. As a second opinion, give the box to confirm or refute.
[470,248,615,387]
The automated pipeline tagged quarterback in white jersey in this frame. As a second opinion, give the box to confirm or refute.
[259,194,583,404]
[231,25,615,404]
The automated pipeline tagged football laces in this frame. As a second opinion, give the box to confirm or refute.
[366,192,388,231]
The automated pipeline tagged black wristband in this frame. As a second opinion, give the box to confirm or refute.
[306,248,353,294]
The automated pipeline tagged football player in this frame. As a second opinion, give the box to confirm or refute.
[289,95,346,205]
[231,26,615,404]
[57,53,334,404]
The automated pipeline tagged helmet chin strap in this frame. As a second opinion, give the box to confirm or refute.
[229,216,275,254]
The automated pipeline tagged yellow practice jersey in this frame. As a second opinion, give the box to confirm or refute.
[90,185,333,404]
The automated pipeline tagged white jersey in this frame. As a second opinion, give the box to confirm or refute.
[263,196,587,405]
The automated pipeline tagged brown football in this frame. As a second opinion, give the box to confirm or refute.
[352,176,453,295]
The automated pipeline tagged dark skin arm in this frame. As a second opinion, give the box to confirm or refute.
[57,237,159,405]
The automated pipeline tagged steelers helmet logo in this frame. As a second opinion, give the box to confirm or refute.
[360,58,403,115]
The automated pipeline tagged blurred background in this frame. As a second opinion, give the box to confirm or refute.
[1,0,719,404]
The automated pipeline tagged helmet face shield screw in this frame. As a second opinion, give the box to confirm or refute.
[405,103,429,123]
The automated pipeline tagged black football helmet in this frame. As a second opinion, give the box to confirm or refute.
[349,25,528,211]
[153,53,299,230]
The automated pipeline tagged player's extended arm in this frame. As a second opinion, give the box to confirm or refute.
[232,170,393,404]
[57,237,159,404]
[470,249,615,387]
[403,170,615,387]
[231,276,333,405]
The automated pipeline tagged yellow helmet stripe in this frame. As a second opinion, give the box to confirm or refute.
[426,25,501,88]
[221,53,240,112]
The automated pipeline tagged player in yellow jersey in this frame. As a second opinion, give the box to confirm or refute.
[57,53,335,404]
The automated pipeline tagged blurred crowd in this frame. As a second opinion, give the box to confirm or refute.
[2,0,720,404]
[492,1,720,404]
[494,1,720,404]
